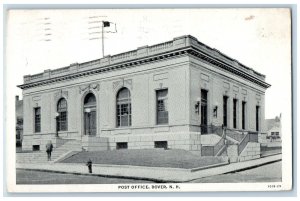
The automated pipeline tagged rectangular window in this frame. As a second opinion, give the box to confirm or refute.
[154,141,168,149]
[34,107,41,133]
[256,106,260,131]
[156,89,168,125]
[233,99,237,129]
[32,145,40,151]
[223,96,228,127]
[242,101,246,129]
[116,142,128,150]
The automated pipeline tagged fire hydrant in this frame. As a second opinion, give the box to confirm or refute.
[86,158,92,173]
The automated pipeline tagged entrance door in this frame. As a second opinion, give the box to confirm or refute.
[84,109,96,135]
[201,89,208,133]
[83,93,97,136]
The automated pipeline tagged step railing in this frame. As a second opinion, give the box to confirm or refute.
[238,132,258,155]
[213,137,225,156]
[200,124,223,137]
[201,124,226,156]
[224,127,246,142]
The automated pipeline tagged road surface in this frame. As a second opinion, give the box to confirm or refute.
[16,161,282,184]
[191,161,282,183]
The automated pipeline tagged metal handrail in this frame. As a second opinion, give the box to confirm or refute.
[200,124,223,136]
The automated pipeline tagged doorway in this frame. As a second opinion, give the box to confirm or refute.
[83,93,97,136]
[201,89,208,133]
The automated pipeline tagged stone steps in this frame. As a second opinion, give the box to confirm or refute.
[17,139,82,163]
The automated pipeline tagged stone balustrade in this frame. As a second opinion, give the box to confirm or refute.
[23,35,266,84]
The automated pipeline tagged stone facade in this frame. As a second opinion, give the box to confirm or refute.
[18,35,270,154]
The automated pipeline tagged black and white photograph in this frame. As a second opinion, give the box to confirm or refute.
[5,7,293,192]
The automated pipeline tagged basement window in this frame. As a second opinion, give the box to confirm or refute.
[32,145,40,151]
[116,142,128,150]
[154,141,168,149]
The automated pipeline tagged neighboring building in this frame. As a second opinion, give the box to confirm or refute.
[265,114,282,141]
[15,95,23,147]
[17,35,270,154]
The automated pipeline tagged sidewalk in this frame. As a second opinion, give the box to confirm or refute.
[16,154,282,182]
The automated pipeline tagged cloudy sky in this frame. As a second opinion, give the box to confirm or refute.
[6,8,291,119]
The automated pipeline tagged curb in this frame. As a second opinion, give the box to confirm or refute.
[224,158,282,174]
[261,152,282,158]
[190,161,229,172]
[17,167,175,183]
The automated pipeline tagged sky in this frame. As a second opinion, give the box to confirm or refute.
[6,8,291,119]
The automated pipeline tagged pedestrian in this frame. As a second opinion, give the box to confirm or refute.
[45,140,53,161]
[86,158,92,173]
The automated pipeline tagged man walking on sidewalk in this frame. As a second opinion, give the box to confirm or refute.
[46,141,53,161]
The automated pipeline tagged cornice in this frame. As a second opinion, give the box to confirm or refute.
[18,35,271,90]
[18,49,189,89]
[187,48,271,89]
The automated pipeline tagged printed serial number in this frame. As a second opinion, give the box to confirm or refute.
[268,185,281,188]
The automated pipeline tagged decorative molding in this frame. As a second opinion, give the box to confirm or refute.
[233,85,239,93]
[79,83,100,94]
[153,72,168,81]
[242,89,247,95]
[113,78,132,91]
[223,82,230,89]
[124,79,133,90]
[54,89,68,100]
[256,94,261,100]
[113,80,122,90]
[200,73,209,82]
[32,96,41,101]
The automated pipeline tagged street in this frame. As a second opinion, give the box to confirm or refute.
[191,161,282,183]
[16,161,281,184]
[16,169,152,184]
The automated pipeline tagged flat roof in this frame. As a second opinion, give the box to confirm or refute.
[18,35,271,89]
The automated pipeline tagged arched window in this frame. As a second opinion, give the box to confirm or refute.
[116,88,131,127]
[57,98,68,131]
[84,93,97,135]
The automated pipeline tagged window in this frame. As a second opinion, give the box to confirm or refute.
[116,142,128,150]
[57,98,68,131]
[201,89,208,129]
[154,141,168,149]
[256,106,260,131]
[32,145,40,151]
[156,89,168,125]
[34,107,41,133]
[116,88,131,127]
[242,101,246,129]
[233,99,238,129]
[223,96,228,127]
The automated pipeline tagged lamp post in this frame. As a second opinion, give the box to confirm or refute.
[85,108,91,135]
[55,112,59,137]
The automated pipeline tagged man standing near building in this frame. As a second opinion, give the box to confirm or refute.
[46,141,53,161]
